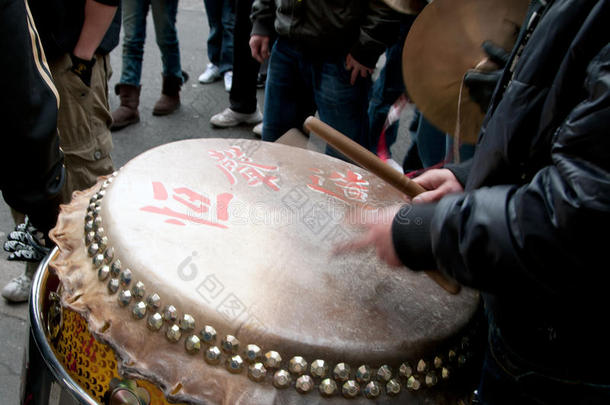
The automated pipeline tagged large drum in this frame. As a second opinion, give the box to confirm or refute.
[29,139,482,404]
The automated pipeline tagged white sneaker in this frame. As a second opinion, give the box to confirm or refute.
[224,71,233,92]
[210,108,263,128]
[198,63,221,84]
[252,122,263,138]
[2,273,32,303]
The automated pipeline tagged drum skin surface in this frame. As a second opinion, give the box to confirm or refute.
[49,139,480,404]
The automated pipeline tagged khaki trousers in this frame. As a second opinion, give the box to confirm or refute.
[49,53,115,203]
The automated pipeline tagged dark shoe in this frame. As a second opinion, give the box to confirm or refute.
[153,95,180,116]
[256,72,267,89]
[110,83,140,131]
[153,74,184,116]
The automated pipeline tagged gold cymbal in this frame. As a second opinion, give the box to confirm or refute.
[402,0,529,143]
[381,0,428,14]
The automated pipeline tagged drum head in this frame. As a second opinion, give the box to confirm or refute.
[50,139,480,404]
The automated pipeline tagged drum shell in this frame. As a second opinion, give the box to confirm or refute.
[29,248,184,405]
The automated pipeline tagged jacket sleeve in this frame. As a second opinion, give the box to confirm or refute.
[349,0,402,68]
[426,43,610,295]
[0,0,65,232]
[444,159,473,187]
[250,0,276,37]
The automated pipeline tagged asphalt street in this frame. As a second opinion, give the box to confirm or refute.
[0,1,412,402]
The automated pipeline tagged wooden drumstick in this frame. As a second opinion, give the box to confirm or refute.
[304,116,461,295]
[304,117,426,198]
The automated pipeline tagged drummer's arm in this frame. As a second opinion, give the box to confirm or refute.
[388,159,468,269]
[404,46,610,295]
[336,170,464,269]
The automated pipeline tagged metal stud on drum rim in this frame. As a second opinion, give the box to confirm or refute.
[248,362,267,382]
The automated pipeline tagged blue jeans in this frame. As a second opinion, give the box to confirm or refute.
[119,0,182,86]
[404,110,475,170]
[262,38,372,160]
[203,0,234,74]
[404,110,448,169]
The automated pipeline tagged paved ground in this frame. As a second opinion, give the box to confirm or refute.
[0,1,412,402]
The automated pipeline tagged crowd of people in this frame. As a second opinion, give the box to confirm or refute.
[2,0,609,403]
[1,0,421,301]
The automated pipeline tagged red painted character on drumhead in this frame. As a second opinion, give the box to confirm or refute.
[140,181,233,228]
[307,168,369,203]
[208,146,280,191]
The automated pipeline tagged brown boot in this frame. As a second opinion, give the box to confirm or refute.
[153,73,187,116]
[110,84,140,131]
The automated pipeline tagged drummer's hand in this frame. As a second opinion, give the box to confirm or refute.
[345,54,373,85]
[334,205,403,267]
[412,169,463,203]
[250,35,271,63]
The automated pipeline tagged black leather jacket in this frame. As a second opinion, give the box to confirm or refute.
[393,0,610,380]
[250,0,401,68]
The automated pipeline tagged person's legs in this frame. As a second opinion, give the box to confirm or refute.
[112,0,148,130]
[119,0,150,87]
[151,0,182,80]
[257,58,269,88]
[150,0,187,115]
[261,38,315,142]
[229,0,258,114]
[1,210,39,302]
[368,59,404,155]
[1,261,38,302]
[415,115,447,168]
[368,17,412,155]
[402,109,424,173]
[202,0,222,66]
[209,0,261,128]
[312,55,372,161]
[49,53,114,203]
[217,0,235,76]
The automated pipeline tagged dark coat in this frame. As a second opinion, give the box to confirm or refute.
[393,0,610,381]
[250,0,401,68]
[1,0,64,232]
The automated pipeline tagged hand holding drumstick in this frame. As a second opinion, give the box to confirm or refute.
[334,167,464,265]
[304,116,462,294]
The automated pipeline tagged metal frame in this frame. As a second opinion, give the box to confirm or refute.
[25,247,99,405]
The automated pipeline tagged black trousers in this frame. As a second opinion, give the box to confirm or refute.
[229,0,260,114]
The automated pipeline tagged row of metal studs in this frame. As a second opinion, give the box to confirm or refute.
[84,175,473,399]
